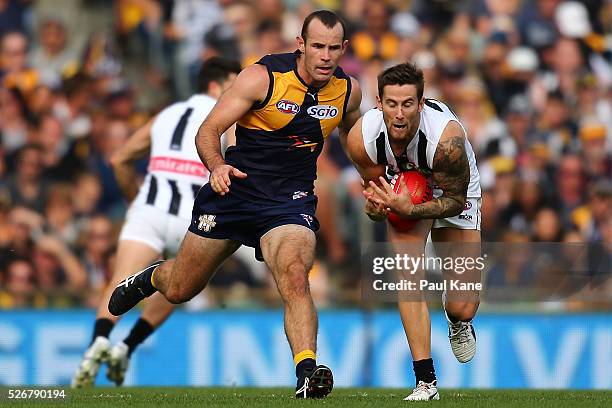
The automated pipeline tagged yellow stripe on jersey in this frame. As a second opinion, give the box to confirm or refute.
[238,71,307,131]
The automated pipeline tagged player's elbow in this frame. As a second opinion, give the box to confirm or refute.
[447,197,466,217]
[109,153,127,170]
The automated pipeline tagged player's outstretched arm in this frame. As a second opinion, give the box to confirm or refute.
[338,76,362,152]
[196,64,269,195]
[366,121,469,220]
[110,116,154,202]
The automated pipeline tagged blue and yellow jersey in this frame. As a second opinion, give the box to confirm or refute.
[224,50,351,205]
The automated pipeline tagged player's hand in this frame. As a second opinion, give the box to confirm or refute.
[209,164,247,195]
[362,186,387,221]
[365,176,415,218]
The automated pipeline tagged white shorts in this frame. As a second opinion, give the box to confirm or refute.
[118,204,189,255]
[433,197,481,230]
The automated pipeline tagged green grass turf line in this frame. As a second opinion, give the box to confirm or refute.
[0,388,610,408]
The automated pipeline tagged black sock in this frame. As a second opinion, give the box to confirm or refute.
[296,358,316,379]
[91,318,114,344]
[413,358,436,384]
[122,318,155,356]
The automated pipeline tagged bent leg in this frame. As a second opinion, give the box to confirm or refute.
[260,224,317,355]
[153,231,241,304]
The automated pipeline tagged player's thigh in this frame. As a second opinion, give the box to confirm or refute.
[260,224,316,280]
[170,231,241,293]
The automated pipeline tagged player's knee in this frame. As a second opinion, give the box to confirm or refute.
[165,287,193,304]
[446,301,478,321]
[280,261,309,299]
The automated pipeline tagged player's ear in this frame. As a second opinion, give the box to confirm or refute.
[376,95,382,110]
[297,36,305,53]
[418,97,425,112]
[341,39,348,54]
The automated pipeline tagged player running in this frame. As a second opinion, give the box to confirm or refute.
[107,10,362,398]
[345,63,481,401]
[72,58,241,388]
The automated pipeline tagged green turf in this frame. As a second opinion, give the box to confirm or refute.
[1,387,611,407]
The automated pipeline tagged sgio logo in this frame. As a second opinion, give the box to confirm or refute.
[276,100,300,114]
[307,105,338,120]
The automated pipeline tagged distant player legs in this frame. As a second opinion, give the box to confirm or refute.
[97,240,170,323]
[151,232,241,303]
[260,224,318,355]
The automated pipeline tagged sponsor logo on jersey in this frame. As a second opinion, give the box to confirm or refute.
[149,156,208,178]
[307,105,338,120]
[458,214,473,221]
[464,200,472,211]
[276,100,300,114]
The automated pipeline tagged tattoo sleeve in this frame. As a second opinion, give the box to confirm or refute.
[409,133,470,219]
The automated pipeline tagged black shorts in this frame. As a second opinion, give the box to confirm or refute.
[188,184,319,261]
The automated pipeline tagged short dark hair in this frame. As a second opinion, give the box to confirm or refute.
[377,62,425,100]
[301,10,347,43]
[197,57,242,93]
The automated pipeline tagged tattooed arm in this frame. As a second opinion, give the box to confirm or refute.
[366,121,469,219]
[409,121,469,219]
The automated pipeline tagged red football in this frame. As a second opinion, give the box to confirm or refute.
[387,170,433,232]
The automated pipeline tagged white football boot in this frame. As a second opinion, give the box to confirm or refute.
[404,380,440,401]
[107,342,130,386]
[443,290,477,363]
[71,336,111,388]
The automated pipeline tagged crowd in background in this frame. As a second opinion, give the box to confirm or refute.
[0,0,611,310]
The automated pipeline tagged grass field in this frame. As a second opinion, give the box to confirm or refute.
[2,387,611,407]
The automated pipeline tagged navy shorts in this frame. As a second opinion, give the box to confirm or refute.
[188,184,319,261]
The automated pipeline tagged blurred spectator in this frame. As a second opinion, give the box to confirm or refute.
[0,0,30,37]
[532,207,563,241]
[1,144,48,213]
[0,86,31,153]
[44,182,79,246]
[554,154,587,226]
[88,118,133,218]
[29,17,79,87]
[32,232,87,293]
[350,0,399,62]
[79,214,114,294]
[1,31,39,96]
[53,73,93,140]
[0,257,41,308]
[165,0,222,98]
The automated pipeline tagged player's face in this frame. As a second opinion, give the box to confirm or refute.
[377,84,423,143]
[297,19,347,86]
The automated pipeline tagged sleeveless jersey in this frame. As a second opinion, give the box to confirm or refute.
[133,94,217,218]
[361,99,481,198]
[225,50,351,204]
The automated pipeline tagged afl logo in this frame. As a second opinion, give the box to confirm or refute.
[276,100,300,114]
[307,105,338,120]
[464,200,472,211]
